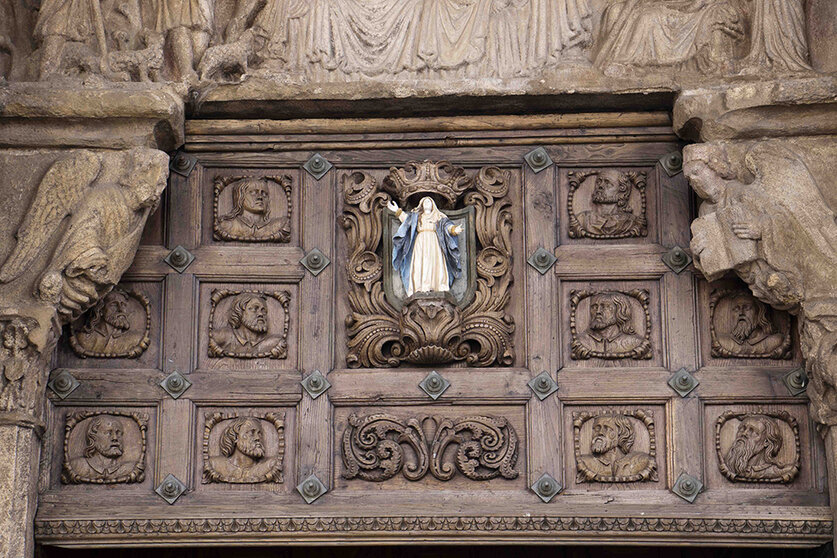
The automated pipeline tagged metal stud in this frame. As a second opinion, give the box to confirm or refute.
[160,371,191,399]
[419,370,450,400]
[48,370,80,399]
[302,370,331,399]
[164,245,195,273]
[662,245,692,274]
[169,151,197,177]
[527,247,557,275]
[300,248,330,276]
[660,151,683,177]
[672,472,702,503]
[528,371,558,401]
[668,368,699,398]
[155,474,187,504]
[303,153,333,180]
[531,473,561,503]
[297,474,327,504]
[784,368,808,396]
[524,147,554,173]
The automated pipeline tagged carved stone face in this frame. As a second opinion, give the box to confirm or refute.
[731,295,756,343]
[589,295,617,331]
[591,417,618,455]
[235,418,265,459]
[591,171,622,205]
[90,418,124,459]
[683,160,722,203]
[241,297,268,334]
[102,292,130,332]
[242,182,269,215]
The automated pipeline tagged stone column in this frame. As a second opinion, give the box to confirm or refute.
[0,85,183,558]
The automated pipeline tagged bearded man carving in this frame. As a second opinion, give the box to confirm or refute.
[724,415,794,481]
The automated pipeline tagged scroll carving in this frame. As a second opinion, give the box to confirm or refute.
[61,410,147,484]
[202,411,285,484]
[709,288,792,359]
[715,409,800,484]
[342,413,519,482]
[568,170,647,239]
[213,175,293,242]
[69,287,150,358]
[208,289,290,359]
[570,289,652,360]
[573,409,658,483]
[340,161,514,368]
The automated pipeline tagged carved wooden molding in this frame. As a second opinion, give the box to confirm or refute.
[68,287,151,359]
[573,409,658,483]
[708,288,792,360]
[342,413,519,482]
[202,411,285,484]
[715,409,800,484]
[207,289,290,359]
[567,170,648,240]
[569,289,652,360]
[213,175,293,243]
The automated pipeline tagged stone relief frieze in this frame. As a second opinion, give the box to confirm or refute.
[342,413,519,483]
[570,289,652,360]
[69,287,151,359]
[715,409,800,484]
[567,169,647,239]
[573,409,658,483]
[61,410,148,484]
[208,289,290,359]
[709,288,792,359]
[0,315,41,415]
[202,412,285,484]
[213,175,293,242]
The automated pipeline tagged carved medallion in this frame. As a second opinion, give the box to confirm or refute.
[340,161,514,367]
[213,175,293,242]
[62,410,148,484]
[202,412,285,484]
[208,290,290,359]
[69,287,151,359]
[568,170,648,239]
[715,409,800,484]
[342,413,519,482]
[709,289,792,359]
[570,290,652,360]
[574,409,658,483]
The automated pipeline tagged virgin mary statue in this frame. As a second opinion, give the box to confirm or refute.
[389,196,463,297]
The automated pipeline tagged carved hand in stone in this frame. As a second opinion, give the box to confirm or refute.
[731,221,762,240]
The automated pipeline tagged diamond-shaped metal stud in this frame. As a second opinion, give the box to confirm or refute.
[528,247,557,275]
[302,370,331,399]
[303,153,333,180]
[524,147,554,173]
[297,474,327,504]
[169,151,197,177]
[48,370,80,399]
[164,245,195,273]
[784,368,808,396]
[300,248,330,276]
[160,371,191,399]
[155,474,187,504]
[662,245,692,274]
[531,473,562,503]
[528,371,558,401]
[419,370,450,400]
[668,368,699,398]
[660,151,683,176]
[672,472,702,503]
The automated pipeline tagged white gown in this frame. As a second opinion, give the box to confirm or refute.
[408,218,450,297]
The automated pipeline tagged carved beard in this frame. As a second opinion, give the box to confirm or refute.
[237,438,264,459]
[726,436,758,476]
[591,435,615,455]
[592,188,620,204]
[242,315,267,334]
[96,442,124,459]
[104,312,130,333]
[589,315,615,331]
[731,315,755,344]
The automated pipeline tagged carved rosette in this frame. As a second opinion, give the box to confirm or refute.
[715,409,800,484]
[573,409,658,483]
[202,411,285,484]
[213,175,293,242]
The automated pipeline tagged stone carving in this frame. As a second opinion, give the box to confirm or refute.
[214,175,292,242]
[61,410,147,484]
[574,410,658,483]
[342,413,519,482]
[198,28,263,82]
[570,289,652,360]
[709,288,791,359]
[568,170,647,239]
[0,315,41,416]
[208,290,290,359]
[68,287,150,358]
[202,412,285,484]
[715,410,800,483]
[340,161,514,367]
[739,0,811,74]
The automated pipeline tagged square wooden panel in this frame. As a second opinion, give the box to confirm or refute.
[562,403,666,491]
[333,404,526,491]
[197,281,300,371]
[560,279,664,369]
[56,280,163,371]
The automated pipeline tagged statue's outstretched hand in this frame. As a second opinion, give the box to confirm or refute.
[451,224,464,236]
[386,200,399,213]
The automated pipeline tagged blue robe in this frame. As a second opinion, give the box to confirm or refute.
[392,211,461,294]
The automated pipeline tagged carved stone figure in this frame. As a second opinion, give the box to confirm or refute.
[740,0,811,73]
[62,411,147,484]
[716,410,800,483]
[203,413,285,484]
[214,175,292,242]
[208,290,290,359]
[710,289,791,359]
[571,290,651,359]
[0,316,39,414]
[568,170,647,239]
[152,0,213,81]
[69,287,150,358]
[575,411,658,483]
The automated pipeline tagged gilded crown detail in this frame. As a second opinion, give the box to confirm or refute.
[383,161,471,208]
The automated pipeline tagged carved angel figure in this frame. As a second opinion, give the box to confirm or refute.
[0,149,168,322]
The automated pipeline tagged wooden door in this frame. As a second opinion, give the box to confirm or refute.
[35,113,831,549]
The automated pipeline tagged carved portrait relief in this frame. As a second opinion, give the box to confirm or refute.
[716,410,800,483]
[62,411,147,484]
[208,290,290,359]
[570,290,652,360]
[69,287,151,358]
[574,410,658,483]
[213,175,293,242]
[709,288,792,359]
[568,170,647,239]
[202,412,285,484]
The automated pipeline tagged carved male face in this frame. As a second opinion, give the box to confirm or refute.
[683,160,723,203]
[727,416,773,474]
[591,171,622,205]
[90,417,124,459]
[730,295,756,343]
[235,418,265,459]
[241,297,268,334]
[591,417,618,455]
[589,295,617,331]
[241,181,269,215]
[102,292,131,332]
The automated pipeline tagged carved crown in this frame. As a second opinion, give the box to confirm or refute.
[383,161,471,208]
